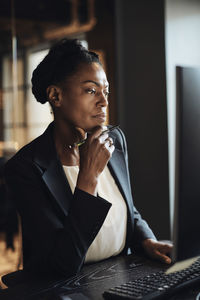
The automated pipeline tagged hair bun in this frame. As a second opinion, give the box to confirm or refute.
[31,38,100,104]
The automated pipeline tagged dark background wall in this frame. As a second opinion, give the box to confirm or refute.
[87,0,117,125]
[88,0,170,239]
[115,0,170,239]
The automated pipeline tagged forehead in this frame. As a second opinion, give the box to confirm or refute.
[66,62,108,86]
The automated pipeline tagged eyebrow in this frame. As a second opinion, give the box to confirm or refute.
[81,80,109,88]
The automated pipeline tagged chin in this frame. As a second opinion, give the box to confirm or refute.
[94,117,106,125]
[80,118,106,132]
[90,121,106,131]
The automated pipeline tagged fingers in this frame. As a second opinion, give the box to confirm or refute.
[85,126,115,153]
[104,137,115,154]
[154,250,172,264]
[154,243,172,264]
[158,243,173,255]
[88,125,107,140]
[142,239,172,265]
[99,132,109,143]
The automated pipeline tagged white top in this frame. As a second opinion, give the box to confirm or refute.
[62,165,127,263]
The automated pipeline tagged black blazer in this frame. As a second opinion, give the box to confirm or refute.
[4,122,156,277]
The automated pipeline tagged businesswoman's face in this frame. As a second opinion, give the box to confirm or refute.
[51,62,109,132]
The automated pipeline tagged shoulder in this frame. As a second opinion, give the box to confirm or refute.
[5,122,54,171]
[5,139,39,174]
[4,140,39,182]
[108,125,127,152]
[6,134,42,167]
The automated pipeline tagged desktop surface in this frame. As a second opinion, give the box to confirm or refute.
[0,254,199,300]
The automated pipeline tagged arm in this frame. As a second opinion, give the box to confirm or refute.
[5,158,111,277]
[117,128,156,241]
[117,129,172,263]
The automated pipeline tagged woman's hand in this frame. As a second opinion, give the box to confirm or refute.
[76,126,115,195]
[142,239,173,264]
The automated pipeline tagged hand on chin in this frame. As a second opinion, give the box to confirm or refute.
[75,124,107,142]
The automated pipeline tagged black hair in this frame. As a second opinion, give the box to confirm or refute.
[31,39,101,104]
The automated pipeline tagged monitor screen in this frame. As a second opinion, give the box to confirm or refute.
[173,66,200,262]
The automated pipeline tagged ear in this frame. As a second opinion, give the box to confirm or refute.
[46,85,62,108]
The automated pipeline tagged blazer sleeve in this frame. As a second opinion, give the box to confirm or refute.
[4,157,111,278]
[117,129,157,247]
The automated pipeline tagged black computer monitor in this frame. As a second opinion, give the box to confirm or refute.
[173,66,200,262]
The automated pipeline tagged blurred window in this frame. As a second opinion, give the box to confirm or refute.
[2,48,53,149]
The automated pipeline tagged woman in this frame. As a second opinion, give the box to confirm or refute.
[4,39,172,279]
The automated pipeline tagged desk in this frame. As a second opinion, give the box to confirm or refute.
[0,254,199,300]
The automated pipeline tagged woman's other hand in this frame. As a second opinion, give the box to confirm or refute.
[77,126,115,195]
[142,238,173,264]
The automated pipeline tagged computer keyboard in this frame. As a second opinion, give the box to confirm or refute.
[103,257,200,299]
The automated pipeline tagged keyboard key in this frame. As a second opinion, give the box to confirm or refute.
[103,257,200,300]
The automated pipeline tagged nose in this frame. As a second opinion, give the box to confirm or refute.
[97,92,108,107]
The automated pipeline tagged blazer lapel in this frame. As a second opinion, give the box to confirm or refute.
[42,159,72,216]
[108,148,135,220]
[108,147,135,250]
[34,122,72,216]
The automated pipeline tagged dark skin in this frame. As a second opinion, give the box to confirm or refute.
[47,62,113,195]
[47,61,173,264]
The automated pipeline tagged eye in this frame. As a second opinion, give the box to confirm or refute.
[86,88,96,94]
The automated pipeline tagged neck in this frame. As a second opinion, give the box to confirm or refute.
[54,123,77,148]
[53,120,82,165]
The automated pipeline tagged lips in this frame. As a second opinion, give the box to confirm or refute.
[93,113,106,119]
